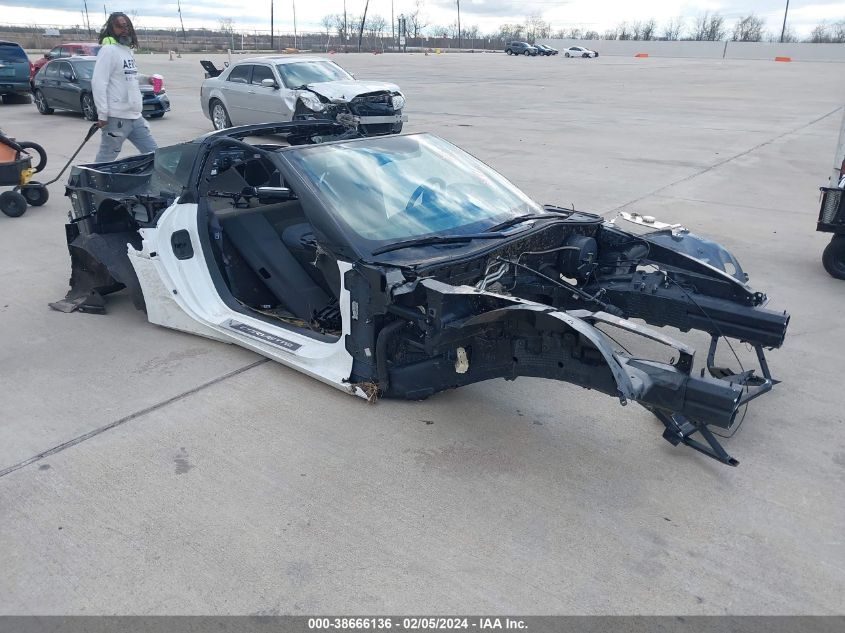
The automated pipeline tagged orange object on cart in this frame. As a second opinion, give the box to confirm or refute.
[0,139,18,164]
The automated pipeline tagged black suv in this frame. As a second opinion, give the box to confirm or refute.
[0,40,32,104]
[504,41,538,56]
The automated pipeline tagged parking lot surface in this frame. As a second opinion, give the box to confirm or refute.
[1,52,843,614]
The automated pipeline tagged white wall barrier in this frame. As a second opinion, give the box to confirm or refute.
[540,39,845,62]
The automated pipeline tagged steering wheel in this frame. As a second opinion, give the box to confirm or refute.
[404,177,446,214]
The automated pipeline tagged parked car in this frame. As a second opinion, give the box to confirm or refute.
[564,46,599,58]
[0,40,33,103]
[52,120,789,467]
[30,42,101,82]
[32,56,170,120]
[535,44,558,56]
[200,56,406,136]
[817,107,845,279]
[504,41,538,56]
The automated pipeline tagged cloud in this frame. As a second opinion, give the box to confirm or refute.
[0,0,842,34]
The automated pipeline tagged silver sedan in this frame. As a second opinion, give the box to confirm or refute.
[200,56,407,136]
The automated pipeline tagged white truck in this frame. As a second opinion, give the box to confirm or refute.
[818,107,845,279]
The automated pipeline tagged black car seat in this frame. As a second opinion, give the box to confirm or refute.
[221,205,331,321]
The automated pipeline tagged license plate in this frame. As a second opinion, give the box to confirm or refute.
[0,68,14,77]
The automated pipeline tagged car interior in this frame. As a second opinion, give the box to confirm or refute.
[199,141,342,339]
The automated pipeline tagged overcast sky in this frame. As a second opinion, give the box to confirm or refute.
[2,1,844,37]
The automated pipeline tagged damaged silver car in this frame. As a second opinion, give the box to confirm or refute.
[200,56,406,136]
[53,122,789,467]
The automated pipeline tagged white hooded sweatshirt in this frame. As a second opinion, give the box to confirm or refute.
[91,43,146,120]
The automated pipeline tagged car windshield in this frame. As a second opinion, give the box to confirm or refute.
[276,61,352,88]
[285,134,542,249]
[73,60,94,79]
[0,43,27,62]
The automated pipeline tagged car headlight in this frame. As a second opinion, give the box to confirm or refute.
[391,94,405,111]
[299,92,325,112]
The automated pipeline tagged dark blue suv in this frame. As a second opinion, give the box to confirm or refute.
[0,40,32,103]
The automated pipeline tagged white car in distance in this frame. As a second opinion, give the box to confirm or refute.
[564,46,599,58]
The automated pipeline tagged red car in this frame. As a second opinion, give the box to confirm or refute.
[30,42,101,81]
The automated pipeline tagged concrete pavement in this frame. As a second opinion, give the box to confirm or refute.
[0,52,843,614]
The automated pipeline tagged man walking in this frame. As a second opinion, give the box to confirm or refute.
[92,12,157,162]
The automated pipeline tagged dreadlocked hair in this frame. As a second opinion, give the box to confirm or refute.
[98,12,139,48]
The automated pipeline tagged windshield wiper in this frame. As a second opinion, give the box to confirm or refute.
[372,233,506,256]
[485,212,571,233]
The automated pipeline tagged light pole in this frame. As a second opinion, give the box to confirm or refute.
[293,0,297,49]
[456,0,462,50]
[270,0,274,50]
[780,0,790,43]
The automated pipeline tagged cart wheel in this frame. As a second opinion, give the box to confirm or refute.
[822,236,845,280]
[20,182,49,206]
[18,141,47,173]
[0,190,28,217]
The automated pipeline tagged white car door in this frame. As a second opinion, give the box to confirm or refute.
[126,142,362,396]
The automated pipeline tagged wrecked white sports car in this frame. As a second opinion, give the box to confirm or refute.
[53,122,789,466]
[200,57,406,136]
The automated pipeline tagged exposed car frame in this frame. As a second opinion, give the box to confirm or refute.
[53,121,789,467]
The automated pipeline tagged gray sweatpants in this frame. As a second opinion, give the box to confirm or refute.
[94,116,158,163]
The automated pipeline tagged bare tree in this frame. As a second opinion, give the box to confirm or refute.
[367,14,386,39]
[496,23,524,42]
[662,17,684,40]
[733,14,765,42]
[218,17,234,49]
[639,19,657,41]
[808,22,830,43]
[806,20,845,44]
[584,30,599,40]
[768,25,798,42]
[524,13,548,42]
[320,14,336,39]
[464,24,479,46]
[408,0,428,39]
[615,22,633,40]
[691,12,726,41]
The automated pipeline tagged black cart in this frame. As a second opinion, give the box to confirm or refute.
[0,130,48,217]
